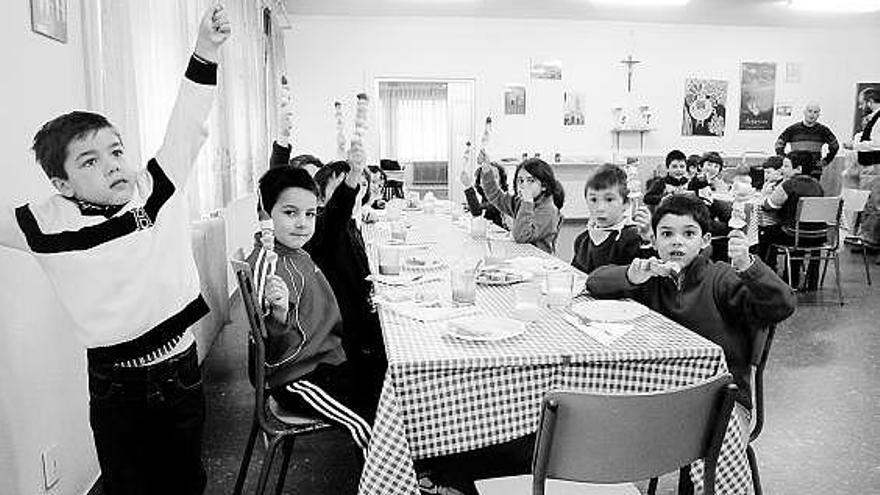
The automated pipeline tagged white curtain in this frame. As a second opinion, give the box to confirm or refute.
[379,82,449,162]
[83,0,287,217]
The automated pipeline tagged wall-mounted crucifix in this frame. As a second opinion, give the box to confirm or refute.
[620,54,641,93]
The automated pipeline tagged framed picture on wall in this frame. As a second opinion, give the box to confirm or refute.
[505,85,526,115]
[30,0,67,43]
[563,91,586,126]
[682,78,728,137]
[739,62,776,131]
[854,82,880,136]
[530,59,562,80]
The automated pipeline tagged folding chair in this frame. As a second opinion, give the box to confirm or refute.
[840,188,873,285]
[475,374,738,495]
[770,196,844,304]
[230,260,334,495]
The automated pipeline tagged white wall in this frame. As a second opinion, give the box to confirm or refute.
[0,1,100,494]
[285,15,880,162]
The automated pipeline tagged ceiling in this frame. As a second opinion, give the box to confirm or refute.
[284,0,880,28]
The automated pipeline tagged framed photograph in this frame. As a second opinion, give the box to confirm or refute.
[775,104,793,117]
[504,85,526,115]
[31,0,67,43]
[563,92,586,126]
[530,59,562,81]
[785,62,802,84]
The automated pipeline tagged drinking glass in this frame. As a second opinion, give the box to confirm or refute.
[378,244,402,275]
[450,267,476,305]
[512,281,541,321]
[545,271,574,307]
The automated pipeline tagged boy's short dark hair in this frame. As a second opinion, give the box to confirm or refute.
[862,88,880,104]
[685,154,701,172]
[787,150,816,175]
[665,149,687,167]
[585,163,628,199]
[313,160,351,198]
[761,155,784,170]
[651,194,711,235]
[32,111,119,180]
[700,151,724,168]
[259,166,319,214]
[290,154,324,170]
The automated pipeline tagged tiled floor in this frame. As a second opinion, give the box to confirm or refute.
[92,226,880,494]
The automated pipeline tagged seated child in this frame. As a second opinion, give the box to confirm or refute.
[699,151,729,193]
[572,164,653,274]
[587,194,796,410]
[479,153,565,254]
[686,176,733,262]
[760,150,825,290]
[459,162,510,230]
[686,153,702,178]
[644,150,690,208]
[0,7,229,493]
[248,166,383,459]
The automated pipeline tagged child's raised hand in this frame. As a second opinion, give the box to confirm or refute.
[477,150,492,170]
[627,257,679,284]
[264,274,290,322]
[459,170,474,188]
[195,4,231,63]
[728,230,752,272]
[633,206,653,242]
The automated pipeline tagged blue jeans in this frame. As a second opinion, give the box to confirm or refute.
[88,344,206,495]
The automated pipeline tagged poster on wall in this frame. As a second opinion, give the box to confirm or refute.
[682,78,728,137]
[563,91,586,126]
[504,85,526,115]
[785,62,802,84]
[854,82,880,136]
[530,59,563,80]
[30,0,67,43]
[739,62,776,131]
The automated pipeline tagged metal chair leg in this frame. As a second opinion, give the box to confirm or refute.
[233,418,260,495]
[747,444,762,495]
[862,246,872,285]
[647,477,658,495]
[834,254,844,306]
[785,251,793,289]
[255,437,282,495]
[274,437,296,495]
[677,466,694,495]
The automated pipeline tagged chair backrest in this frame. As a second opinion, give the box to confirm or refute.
[532,373,737,495]
[750,325,777,443]
[230,260,271,418]
[796,196,842,225]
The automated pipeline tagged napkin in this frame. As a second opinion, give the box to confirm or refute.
[561,314,633,346]
[384,302,481,323]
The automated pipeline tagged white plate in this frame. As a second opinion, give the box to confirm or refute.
[569,300,650,323]
[446,317,526,342]
[404,255,444,270]
[475,267,534,286]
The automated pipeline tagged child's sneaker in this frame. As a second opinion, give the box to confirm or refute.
[417,472,465,495]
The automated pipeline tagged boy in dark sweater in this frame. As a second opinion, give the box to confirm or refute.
[248,166,382,458]
[572,164,653,274]
[587,194,796,410]
[644,149,690,208]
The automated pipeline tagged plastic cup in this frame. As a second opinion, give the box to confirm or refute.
[512,281,541,321]
[545,271,574,307]
[470,216,488,240]
[390,221,407,243]
[450,267,476,305]
[378,244,402,275]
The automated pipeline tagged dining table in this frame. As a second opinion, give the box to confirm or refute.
[356,204,753,495]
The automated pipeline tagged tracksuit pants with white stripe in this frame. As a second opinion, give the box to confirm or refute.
[270,360,382,457]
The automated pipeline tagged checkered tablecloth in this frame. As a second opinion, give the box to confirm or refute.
[358,212,753,495]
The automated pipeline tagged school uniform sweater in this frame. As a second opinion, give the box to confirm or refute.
[247,239,346,389]
[643,175,690,206]
[586,255,796,408]
[571,224,649,274]
[0,57,216,350]
[481,171,561,254]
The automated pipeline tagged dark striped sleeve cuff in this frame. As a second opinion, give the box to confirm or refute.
[185,54,218,85]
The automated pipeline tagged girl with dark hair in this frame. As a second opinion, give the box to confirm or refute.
[479,154,564,254]
[459,162,510,229]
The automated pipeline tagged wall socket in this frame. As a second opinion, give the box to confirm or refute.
[41,445,60,490]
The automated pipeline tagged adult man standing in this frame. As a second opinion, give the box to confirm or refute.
[850,88,880,249]
[775,102,840,180]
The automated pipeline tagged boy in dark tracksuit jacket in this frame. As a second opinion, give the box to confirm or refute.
[587,194,796,410]
[249,166,382,457]
[269,143,386,372]
[644,150,691,208]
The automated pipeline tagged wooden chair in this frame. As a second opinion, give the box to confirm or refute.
[475,374,738,495]
[230,260,334,495]
[840,188,873,285]
[746,324,776,495]
[770,196,844,304]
